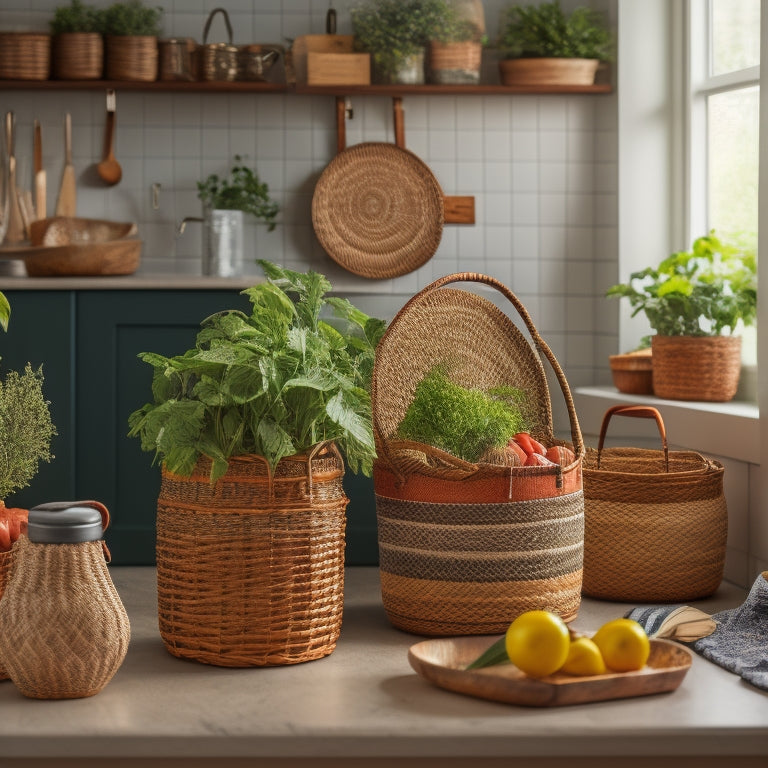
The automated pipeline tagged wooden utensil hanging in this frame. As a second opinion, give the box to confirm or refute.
[97,89,122,186]
[4,112,26,244]
[55,112,76,217]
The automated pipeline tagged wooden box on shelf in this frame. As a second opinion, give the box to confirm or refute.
[307,51,370,86]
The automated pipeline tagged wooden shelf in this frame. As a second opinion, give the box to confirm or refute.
[0,79,613,96]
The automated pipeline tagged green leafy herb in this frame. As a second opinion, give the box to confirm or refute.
[101,0,162,37]
[396,366,528,463]
[0,364,57,499]
[465,635,509,670]
[197,155,279,231]
[0,292,9,333]
[606,231,757,337]
[128,261,387,483]
[498,1,613,61]
[50,0,104,34]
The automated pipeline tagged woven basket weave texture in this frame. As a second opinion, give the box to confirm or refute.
[156,445,347,667]
[0,33,51,80]
[105,35,158,81]
[373,273,585,636]
[0,537,130,699]
[312,142,444,279]
[52,33,103,79]
[0,550,10,680]
[583,446,727,602]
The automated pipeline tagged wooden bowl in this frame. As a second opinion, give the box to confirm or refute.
[29,217,137,247]
[609,349,653,395]
[23,238,141,276]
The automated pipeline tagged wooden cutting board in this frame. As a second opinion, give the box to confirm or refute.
[55,113,76,217]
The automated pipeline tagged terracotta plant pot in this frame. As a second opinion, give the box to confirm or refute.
[499,57,599,86]
[651,335,742,402]
[609,349,653,395]
[52,33,103,80]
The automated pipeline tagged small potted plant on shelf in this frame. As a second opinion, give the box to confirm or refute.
[50,0,105,80]
[102,0,163,82]
[194,155,280,277]
[127,260,386,668]
[428,0,487,84]
[351,0,452,84]
[497,0,613,86]
[606,232,757,402]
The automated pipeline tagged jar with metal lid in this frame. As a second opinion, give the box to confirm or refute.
[0,501,130,699]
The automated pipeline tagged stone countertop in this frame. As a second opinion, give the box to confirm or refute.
[0,567,766,767]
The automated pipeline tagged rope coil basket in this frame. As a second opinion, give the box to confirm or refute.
[582,405,727,602]
[373,272,585,636]
[312,142,444,279]
[156,442,348,667]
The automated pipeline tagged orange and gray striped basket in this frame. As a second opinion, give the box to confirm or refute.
[582,405,727,602]
[372,273,585,636]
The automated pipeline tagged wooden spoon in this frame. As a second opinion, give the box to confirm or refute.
[97,89,122,186]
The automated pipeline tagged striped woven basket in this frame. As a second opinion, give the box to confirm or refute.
[373,273,585,636]
[105,35,158,81]
[0,549,11,681]
[0,32,51,80]
[156,442,348,667]
[582,405,727,602]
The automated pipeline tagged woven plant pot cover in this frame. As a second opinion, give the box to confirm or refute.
[105,36,158,82]
[312,142,444,279]
[156,443,348,667]
[52,33,103,80]
[0,536,130,699]
[373,273,585,636]
[651,335,742,402]
[582,406,727,602]
[0,33,51,80]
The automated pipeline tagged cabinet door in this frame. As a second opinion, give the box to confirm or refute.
[76,290,378,566]
[1,291,76,508]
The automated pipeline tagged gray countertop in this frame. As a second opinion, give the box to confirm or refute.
[0,567,766,767]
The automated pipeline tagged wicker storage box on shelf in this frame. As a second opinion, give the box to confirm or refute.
[105,35,158,81]
[372,273,585,636]
[156,442,348,667]
[52,32,103,79]
[0,32,51,80]
[582,405,727,602]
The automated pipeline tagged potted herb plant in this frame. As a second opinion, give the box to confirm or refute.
[497,1,613,86]
[351,0,452,84]
[102,0,162,82]
[194,155,279,277]
[127,260,386,667]
[607,232,757,402]
[50,0,104,80]
[428,0,487,84]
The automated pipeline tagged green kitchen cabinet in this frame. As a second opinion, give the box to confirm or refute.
[1,289,378,566]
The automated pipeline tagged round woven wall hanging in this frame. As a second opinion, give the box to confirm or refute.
[312,142,445,279]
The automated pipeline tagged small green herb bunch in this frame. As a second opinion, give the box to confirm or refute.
[499,1,613,61]
[0,293,9,333]
[351,0,453,81]
[102,0,162,37]
[50,0,104,34]
[606,232,757,337]
[397,366,529,462]
[197,156,280,231]
[128,261,387,482]
[0,364,57,500]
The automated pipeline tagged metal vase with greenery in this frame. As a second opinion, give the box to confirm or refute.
[50,0,105,79]
[607,232,757,401]
[195,156,279,277]
[497,1,613,86]
[351,0,453,84]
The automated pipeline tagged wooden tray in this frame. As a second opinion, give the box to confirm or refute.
[408,636,692,707]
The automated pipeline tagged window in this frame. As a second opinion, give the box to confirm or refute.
[687,0,760,367]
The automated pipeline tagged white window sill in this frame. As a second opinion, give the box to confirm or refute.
[573,387,759,464]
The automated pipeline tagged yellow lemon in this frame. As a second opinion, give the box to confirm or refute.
[560,636,607,676]
[504,610,570,678]
[591,618,651,672]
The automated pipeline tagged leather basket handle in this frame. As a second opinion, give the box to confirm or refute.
[596,405,669,471]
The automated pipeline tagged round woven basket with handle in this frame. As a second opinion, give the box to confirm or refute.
[156,442,348,667]
[373,272,585,636]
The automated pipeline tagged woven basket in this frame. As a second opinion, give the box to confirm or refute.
[198,7,237,82]
[156,443,348,667]
[52,32,103,80]
[609,349,653,395]
[105,35,158,81]
[582,405,727,602]
[428,41,481,84]
[651,334,741,402]
[0,549,10,681]
[499,57,598,86]
[312,142,444,279]
[0,32,51,80]
[373,273,585,636]
[0,534,130,699]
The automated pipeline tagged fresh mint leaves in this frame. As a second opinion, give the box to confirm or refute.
[128,261,386,483]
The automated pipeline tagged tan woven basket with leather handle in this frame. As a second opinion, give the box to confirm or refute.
[373,273,585,636]
[582,405,727,602]
[156,442,348,667]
